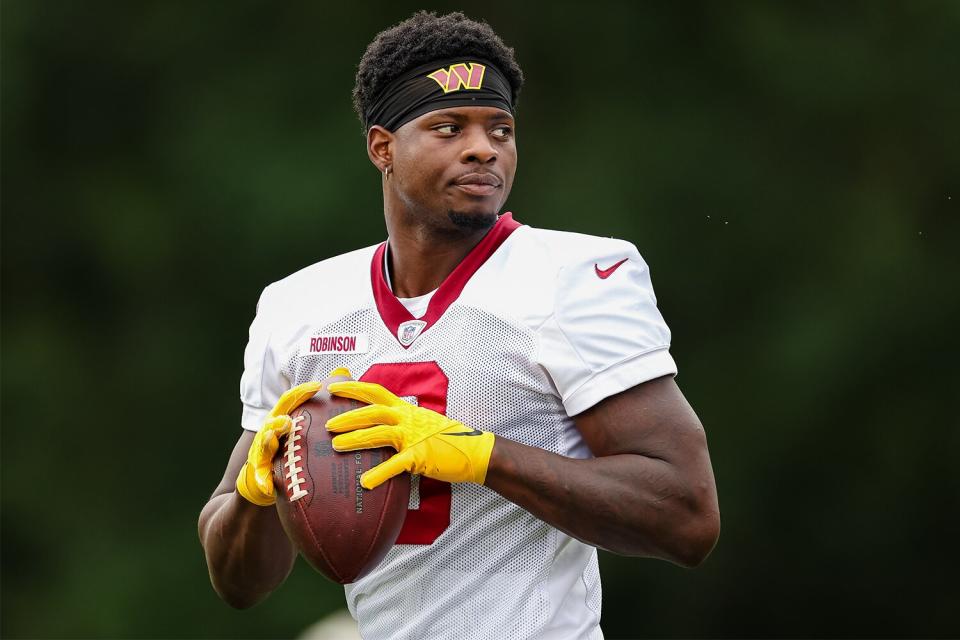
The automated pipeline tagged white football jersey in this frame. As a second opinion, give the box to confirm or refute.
[239,214,677,640]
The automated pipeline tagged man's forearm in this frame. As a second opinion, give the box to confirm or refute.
[198,490,297,608]
[484,437,719,566]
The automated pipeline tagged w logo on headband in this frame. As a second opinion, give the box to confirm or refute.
[427,63,486,94]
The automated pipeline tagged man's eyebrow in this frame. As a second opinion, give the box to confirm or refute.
[487,112,515,122]
[423,110,470,122]
[423,109,514,123]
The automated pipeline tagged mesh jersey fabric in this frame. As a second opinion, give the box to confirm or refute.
[238,214,677,640]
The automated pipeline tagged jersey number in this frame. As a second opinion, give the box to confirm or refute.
[360,362,451,545]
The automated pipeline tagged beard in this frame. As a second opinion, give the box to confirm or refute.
[447,210,498,231]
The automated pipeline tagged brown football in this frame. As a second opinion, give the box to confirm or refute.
[272,383,410,584]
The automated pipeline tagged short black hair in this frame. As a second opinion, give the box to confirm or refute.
[353,11,524,131]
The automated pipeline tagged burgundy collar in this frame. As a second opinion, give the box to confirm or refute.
[371,213,522,348]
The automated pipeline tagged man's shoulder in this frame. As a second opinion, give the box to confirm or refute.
[510,224,641,273]
[465,222,644,323]
[272,244,379,290]
[258,243,380,313]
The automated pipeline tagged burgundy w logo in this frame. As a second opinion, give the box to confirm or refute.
[426,63,486,94]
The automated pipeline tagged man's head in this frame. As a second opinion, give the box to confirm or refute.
[354,12,524,235]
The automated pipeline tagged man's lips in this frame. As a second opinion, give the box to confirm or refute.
[452,172,502,196]
[454,173,502,186]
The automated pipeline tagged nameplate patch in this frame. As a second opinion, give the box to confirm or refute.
[301,334,369,355]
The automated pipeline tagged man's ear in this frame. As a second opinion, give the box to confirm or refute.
[367,125,394,173]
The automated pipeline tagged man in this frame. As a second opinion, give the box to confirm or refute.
[199,11,719,639]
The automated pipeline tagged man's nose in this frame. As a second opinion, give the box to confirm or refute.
[460,127,497,164]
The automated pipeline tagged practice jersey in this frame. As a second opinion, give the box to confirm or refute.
[239,213,677,640]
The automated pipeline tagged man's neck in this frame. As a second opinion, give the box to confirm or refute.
[384,214,493,299]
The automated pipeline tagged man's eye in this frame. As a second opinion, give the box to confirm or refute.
[492,126,513,139]
[434,124,459,134]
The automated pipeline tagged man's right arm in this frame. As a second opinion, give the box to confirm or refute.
[198,431,297,609]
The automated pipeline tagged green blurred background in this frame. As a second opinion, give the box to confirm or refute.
[2,1,959,638]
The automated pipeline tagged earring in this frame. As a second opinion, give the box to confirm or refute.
[384,165,392,178]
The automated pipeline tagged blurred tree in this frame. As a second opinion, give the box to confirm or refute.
[2,1,958,637]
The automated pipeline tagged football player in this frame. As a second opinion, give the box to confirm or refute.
[199,11,720,639]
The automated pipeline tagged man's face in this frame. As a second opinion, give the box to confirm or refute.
[389,106,516,232]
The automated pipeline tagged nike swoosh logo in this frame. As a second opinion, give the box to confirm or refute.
[444,428,484,437]
[595,258,628,279]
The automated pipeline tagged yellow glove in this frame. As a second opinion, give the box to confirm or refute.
[236,381,323,506]
[326,381,495,490]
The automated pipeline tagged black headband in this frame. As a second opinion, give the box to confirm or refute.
[364,58,514,132]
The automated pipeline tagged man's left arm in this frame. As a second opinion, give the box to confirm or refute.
[327,244,718,565]
[484,374,719,567]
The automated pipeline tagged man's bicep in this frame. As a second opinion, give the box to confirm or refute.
[572,375,707,463]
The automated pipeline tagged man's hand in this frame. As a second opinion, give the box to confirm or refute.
[236,381,323,506]
[326,381,495,490]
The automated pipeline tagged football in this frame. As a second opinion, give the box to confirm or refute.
[272,380,410,584]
